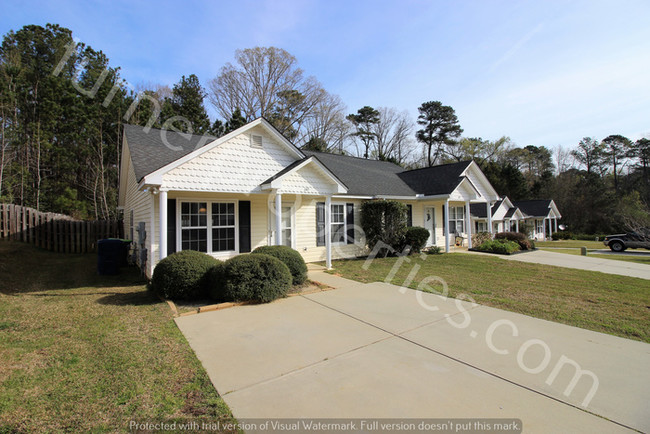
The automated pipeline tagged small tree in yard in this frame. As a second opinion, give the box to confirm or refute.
[360,200,408,256]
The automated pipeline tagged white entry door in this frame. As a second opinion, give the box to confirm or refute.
[281,206,293,247]
[424,207,436,246]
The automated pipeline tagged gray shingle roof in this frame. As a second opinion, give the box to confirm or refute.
[125,124,478,197]
[470,199,501,218]
[124,124,217,182]
[513,200,553,217]
[302,151,416,196]
[397,161,472,196]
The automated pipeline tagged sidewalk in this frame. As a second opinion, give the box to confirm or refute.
[465,249,650,280]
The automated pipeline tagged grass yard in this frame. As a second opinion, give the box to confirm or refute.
[535,240,605,249]
[0,241,238,433]
[329,253,650,343]
[539,248,650,265]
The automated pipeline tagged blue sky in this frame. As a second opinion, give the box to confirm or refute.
[2,0,649,149]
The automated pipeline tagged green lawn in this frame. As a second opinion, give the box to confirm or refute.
[539,248,650,265]
[328,253,650,343]
[0,241,238,433]
[536,240,605,249]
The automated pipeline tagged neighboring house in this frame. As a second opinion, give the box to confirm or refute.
[470,196,525,233]
[513,200,562,241]
[118,118,500,277]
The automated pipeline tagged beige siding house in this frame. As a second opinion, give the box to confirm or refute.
[118,118,501,277]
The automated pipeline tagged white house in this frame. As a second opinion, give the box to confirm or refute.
[513,200,562,241]
[118,118,502,277]
[470,196,525,234]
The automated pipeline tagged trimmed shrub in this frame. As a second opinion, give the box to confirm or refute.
[552,231,573,240]
[251,245,308,285]
[425,246,443,255]
[151,250,220,300]
[360,200,408,256]
[471,231,492,248]
[495,231,533,250]
[402,226,430,254]
[475,239,520,254]
[220,254,292,303]
[206,261,227,301]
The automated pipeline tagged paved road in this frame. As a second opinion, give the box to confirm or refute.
[176,269,649,433]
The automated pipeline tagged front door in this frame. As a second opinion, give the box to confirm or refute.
[281,206,293,247]
[424,207,436,246]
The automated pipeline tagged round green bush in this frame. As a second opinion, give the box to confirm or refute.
[476,239,521,254]
[251,245,308,285]
[206,262,227,301]
[402,226,430,254]
[221,254,292,303]
[151,250,220,300]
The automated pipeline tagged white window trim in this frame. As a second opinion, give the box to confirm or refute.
[176,198,239,256]
[330,202,347,245]
[449,205,465,234]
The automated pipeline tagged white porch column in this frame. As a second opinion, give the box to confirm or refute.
[275,192,282,246]
[159,190,167,261]
[554,218,558,232]
[444,200,450,253]
[515,219,519,233]
[325,195,332,269]
[549,217,553,239]
[465,201,472,249]
[486,201,493,235]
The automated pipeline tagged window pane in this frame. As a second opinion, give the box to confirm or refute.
[182,202,207,228]
[212,227,235,252]
[332,223,345,243]
[181,228,207,252]
[331,204,344,223]
[282,229,291,246]
[212,202,235,228]
[457,207,464,219]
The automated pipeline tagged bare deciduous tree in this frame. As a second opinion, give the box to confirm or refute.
[208,47,345,146]
[373,107,414,164]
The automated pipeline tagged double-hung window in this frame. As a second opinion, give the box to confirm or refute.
[449,206,465,234]
[331,204,345,243]
[181,202,208,252]
[180,201,236,253]
[212,203,235,252]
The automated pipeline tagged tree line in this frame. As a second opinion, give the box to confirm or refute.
[1,24,648,234]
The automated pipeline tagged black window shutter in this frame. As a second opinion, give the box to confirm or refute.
[239,201,251,253]
[167,199,176,255]
[442,206,446,232]
[316,202,325,246]
[346,203,354,244]
[406,204,413,227]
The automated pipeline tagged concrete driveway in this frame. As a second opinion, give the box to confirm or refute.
[469,249,650,280]
[175,271,649,433]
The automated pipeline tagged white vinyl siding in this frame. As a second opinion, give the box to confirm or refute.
[121,140,155,276]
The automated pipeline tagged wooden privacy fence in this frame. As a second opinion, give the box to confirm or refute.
[0,203,123,253]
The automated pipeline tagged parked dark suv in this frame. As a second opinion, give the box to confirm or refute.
[603,229,650,252]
